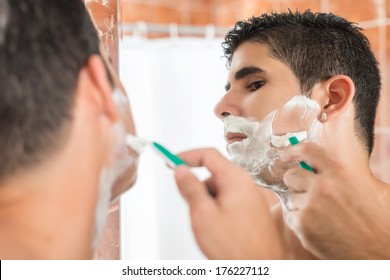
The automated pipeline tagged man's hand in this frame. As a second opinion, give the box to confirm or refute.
[282,142,390,259]
[174,148,284,259]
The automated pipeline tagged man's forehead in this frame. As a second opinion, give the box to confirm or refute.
[232,41,270,62]
[228,43,272,73]
[228,42,295,81]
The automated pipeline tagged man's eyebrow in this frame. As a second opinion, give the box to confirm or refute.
[235,66,264,80]
[224,66,264,92]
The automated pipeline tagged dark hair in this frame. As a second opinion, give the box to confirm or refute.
[222,10,381,155]
[0,0,102,181]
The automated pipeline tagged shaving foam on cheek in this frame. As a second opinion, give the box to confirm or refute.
[125,134,150,154]
[92,88,141,250]
[271,131,307,147]
[93,123,136,250]
[273,95,322,142]
[223,95,323,207]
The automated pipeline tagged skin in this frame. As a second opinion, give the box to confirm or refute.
[282,143,390,259]
[176,40,389,259]
[0,55,138,259]
[175,149,284,259]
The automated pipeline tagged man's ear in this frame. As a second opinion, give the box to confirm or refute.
[320,75,355,121]
[80,55,119,122]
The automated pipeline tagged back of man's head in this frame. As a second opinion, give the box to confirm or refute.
[222,10,381,155]
[0,0,100,182]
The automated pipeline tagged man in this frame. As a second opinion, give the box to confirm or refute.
[0,0,273,260]
[175,10,390,259]
[0,0,139,259]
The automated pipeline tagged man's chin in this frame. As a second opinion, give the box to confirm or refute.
[229,154,289,193]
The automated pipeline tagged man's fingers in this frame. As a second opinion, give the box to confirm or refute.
[177,148,253,194]
[174,165,214,207]
[281,142,338,173]
[204,177,218,197]
[177,148,237,176]
[284,167,315,192]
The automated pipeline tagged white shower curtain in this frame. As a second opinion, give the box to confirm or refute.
[119,36,228,259]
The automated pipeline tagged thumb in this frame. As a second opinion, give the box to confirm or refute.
[174,165,212,207]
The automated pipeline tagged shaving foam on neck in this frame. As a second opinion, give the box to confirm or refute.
[94,123,135,250]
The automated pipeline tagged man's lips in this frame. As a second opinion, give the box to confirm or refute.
[225,132,247,145]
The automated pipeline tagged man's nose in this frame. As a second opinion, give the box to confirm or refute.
[214,92,241,120]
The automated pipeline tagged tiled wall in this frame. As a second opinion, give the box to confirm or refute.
[122,0,382,26]
[86,0,120,70]
[122,0,390,183]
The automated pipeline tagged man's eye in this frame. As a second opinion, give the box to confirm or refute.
[248,81,265,91]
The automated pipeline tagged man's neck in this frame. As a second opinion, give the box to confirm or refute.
[0,147,99,259]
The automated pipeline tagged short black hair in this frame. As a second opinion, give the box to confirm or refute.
[222,10,381,155]
[0,0,101,181]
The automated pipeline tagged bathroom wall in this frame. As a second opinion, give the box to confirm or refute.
[86,0,120,70]
[122,0,390,183]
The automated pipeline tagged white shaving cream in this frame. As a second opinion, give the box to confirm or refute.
[126,134,150,154]
[92,89,138,251]
[224,95,322,205]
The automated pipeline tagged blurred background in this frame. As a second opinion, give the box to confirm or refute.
[86,0,390,259]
